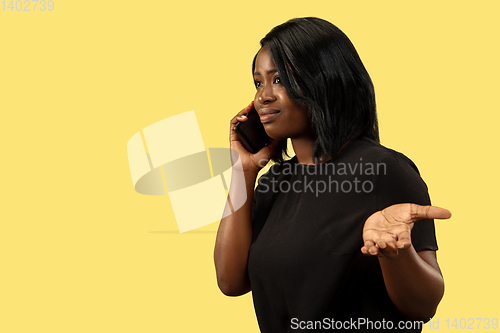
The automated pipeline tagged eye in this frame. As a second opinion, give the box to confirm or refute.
[254,80,262,88]
[273,76,281,84]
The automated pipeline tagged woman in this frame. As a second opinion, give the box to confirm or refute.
[214,17,451,332]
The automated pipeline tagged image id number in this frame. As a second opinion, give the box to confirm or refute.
[2,0,54,11]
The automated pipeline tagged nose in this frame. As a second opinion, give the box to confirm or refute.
[257,84,277,105]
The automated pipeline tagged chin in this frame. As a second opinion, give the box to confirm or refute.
[263,124,286,141]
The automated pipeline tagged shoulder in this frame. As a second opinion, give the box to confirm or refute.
[347,138,432,207]
[343,138,417,165]
[256,157,297,184]
[343,137,424,181]
[335,138,430,207]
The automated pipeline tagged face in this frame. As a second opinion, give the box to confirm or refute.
[253,47,312,141]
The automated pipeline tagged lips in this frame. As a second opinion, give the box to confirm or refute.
[259,109,280,124]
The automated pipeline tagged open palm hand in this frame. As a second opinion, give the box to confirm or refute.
[361,203,451,258]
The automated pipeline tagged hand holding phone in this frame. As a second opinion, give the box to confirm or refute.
[233,107,271,154]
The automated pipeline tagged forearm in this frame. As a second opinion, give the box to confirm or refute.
[214,163,258,296]
[379,248,444,321]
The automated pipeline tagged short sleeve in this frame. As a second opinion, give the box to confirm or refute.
[375,151,438,252]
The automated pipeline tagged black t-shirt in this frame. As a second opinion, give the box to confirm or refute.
[247,138,437,333]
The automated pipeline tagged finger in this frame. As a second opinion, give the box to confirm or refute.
[363,244,381,256]
[369,246,383,257]
[362,240,383,257]
[230,103,255,145]
[374,232,399,258]
[378,240,399,259]
[396,230,411,250]
[230,114,248,128]
[361,240,375,255]
[362,230,380,254]
[235,114,248,122]
[396,239,411,250]
[230,102,255,143]
[409,204,452,221]
[230,102,255,125]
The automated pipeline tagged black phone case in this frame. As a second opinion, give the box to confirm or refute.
[234,108,271,154]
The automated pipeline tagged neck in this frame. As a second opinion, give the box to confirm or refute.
[291,137,351,165]
[291,136,318,165]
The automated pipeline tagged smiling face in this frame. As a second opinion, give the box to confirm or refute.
[253,47,312,141]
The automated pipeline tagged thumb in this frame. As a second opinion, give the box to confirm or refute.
[410,204,452,221]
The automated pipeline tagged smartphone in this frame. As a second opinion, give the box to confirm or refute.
[234,107,271,154]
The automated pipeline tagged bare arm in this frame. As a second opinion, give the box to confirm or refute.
[379,249,444,321]
[214,102,280,296]
[361,204,451,321]
[214,164,257,296]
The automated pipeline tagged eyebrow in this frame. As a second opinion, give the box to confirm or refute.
[253,69,279,76]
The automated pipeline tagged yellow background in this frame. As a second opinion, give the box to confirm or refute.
[1,1,499,332]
